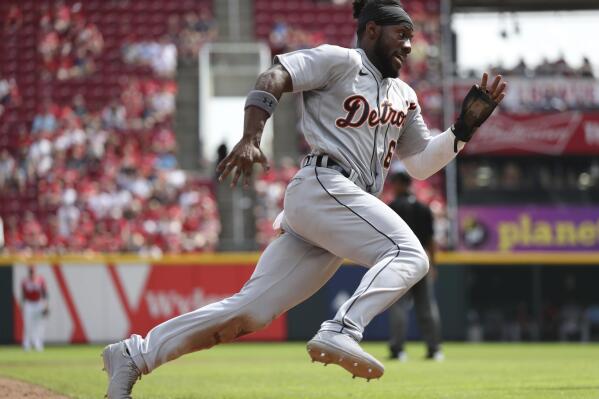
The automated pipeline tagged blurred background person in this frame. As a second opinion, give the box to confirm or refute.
[21,266,49,352]
[387,165,443,362]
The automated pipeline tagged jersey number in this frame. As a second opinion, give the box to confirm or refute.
[384,140,396,169]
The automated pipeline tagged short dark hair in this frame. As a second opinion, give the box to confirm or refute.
[353,0,405,40]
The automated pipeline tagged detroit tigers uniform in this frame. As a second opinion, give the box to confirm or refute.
[125,44,445,373]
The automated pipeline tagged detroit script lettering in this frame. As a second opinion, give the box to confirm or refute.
[335,95,417,129]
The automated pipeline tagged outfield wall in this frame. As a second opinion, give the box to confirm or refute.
[3,252,599,344]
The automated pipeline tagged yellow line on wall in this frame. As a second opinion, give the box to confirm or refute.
[436,251,599,265]
[0,251,598,266]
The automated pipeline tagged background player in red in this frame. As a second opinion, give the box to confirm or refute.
[21,266,49,352]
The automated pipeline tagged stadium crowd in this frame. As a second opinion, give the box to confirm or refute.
[268,20,326,55]
[38,1,104,80]
[462,56,595,79]
[1,2,221,255]
[122,9,217,76]
[0,90,220,254]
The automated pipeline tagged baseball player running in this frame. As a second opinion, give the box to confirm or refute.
[102,0,506,396]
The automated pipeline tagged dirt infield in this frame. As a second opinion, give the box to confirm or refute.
[0,377,70,399]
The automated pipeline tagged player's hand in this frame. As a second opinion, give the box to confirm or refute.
[451,73,507,147]
[216,138,269,188]
[479,72,507,104]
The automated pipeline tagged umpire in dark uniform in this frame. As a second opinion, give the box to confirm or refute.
[388,165,443,361]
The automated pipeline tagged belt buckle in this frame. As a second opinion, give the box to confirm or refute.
[302,155,313,168]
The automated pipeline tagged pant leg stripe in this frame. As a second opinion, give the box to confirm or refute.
[314,166,401,334]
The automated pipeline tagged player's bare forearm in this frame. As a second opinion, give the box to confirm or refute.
[217,64,293,187]
[242,65,293,145]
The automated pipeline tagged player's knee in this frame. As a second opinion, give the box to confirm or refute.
[413,249,430,280]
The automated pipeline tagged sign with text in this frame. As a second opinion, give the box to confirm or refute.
[460,112,599,155]
[459,207,599,252]
[454,78,599,113]
[12,262,286,344]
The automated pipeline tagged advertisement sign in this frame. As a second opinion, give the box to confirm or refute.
[459,206,599,251]
[461,112,599,155]
[12,262,286,344]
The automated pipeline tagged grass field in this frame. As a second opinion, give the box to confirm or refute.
[1,342,598,399]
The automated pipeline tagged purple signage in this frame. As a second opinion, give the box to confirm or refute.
[459,207,599,251]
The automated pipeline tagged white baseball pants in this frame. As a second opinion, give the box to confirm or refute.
[22,301,46,351]
[126,166,428,374]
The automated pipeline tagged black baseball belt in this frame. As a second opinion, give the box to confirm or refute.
[302,154,357,182]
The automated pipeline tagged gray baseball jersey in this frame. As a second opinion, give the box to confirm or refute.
[122,44,432,378]
[275,44,431,195]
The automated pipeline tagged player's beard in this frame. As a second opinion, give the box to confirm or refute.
[373,36,400,79]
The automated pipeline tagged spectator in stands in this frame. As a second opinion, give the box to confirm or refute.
[178,10,218,60]
[66,143,91,173]
[579,56,594,78]
[53,0,71,34]
[510,58,531,77]
[27,130,53,178]
[122,38,177,77]
[57,188,80,239]
[269,20,291,55]
[4,5,23,32]
[71,94,88,118]
[268,22,326,55]
[0,77,21,117]
[22,212,48,252]
[152,37,177,78]
[102,100,127,130]
[32,102,58,134]
[0,150,16,190]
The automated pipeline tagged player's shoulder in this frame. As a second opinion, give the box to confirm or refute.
[314,44,360,64]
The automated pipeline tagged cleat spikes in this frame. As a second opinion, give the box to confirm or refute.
[320,352,325,357]
[368,368,372,373]
[353,362,358,367]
